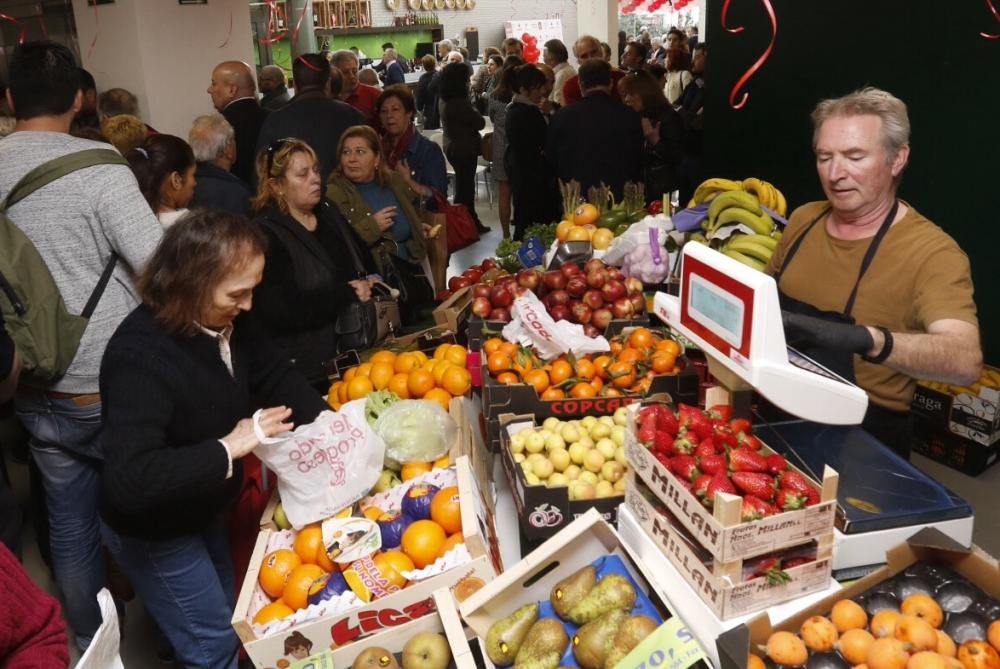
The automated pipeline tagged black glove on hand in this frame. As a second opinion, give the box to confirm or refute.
[781,311,874,354]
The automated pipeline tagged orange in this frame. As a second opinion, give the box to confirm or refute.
[608,362,636,388]
[388,373,411,399]
[355,362,373,378]
[570,382,597,398]
[433,343,451,360]
[575,359,596,380]
[373,550,414,589]
[483,337,503,355]
[617,347,644,364]
[259,549,302,599]
[337,379,350,404]
[541,387,565,400]
[441,366,472,396]
[444,344,467,368]
[293,525,324,565]
[432,361,454,384]
[253,600,295,625]
[362,506,384,520]
[573,203,599,226]
[523,369,550,394]
[347,376,374,400]
[407,369,435,398]
[283,563,325,610]
[593,355,612,380]
[369,362,395,391]
[430,486,462,534]
[401,461,432,481]
[657,339,682,356]
[498,341,517,356]
[549,359,573,384]
[394,352,419,374]
[487,351,513,374]
[556,220,574,242]
[567,226,591,242]
[423,359,438,375]
[343,366,357,383]
[433,455,451,469]
[370,350,397,366]
[315,541,338,573]
[589,376,604,392]
[592,228,614,250]
[327,382,342,409]
[439,532,465,557]
[401,519,447,568]
[411,350,429,366]
[423,387,453,411]
[651,352,677,374]
[602,386,623,397]
[496,371,520,385]
[628,327,654,350]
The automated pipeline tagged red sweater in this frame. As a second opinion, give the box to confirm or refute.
[0,545,69,668]
[562,69,627,105]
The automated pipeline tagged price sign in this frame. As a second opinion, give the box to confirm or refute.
[618,618,707,669]
[290,650,336,669]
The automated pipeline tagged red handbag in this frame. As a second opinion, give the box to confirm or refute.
[432,189,480,253]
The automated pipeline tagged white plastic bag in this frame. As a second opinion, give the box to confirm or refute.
[374,400,457,464]
[502,291,610,360]
[601,213,674,267]
[253,400,384,529]
[76,589,124,669]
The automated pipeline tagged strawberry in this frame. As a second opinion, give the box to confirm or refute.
[732,472,776,500]
[692,473,712,501]
[694,439,717,458]
[729,447,768,473]
[672,435,696,455]
[668,455,700,482]
[775,489,806,512]
[779,471,821,506]
[708,404,733,422]
[730,418,752,436]
[677,404,700,428]
[656,408,679,436]
[782,556,812,569]
[637,424,656,446]
[654,451,671,469]
[698,453,727,476]
[740,434,763,450]
[652,432,675,456]
[705,473,737,507]
[688,413,715,442]
[752,556,791,585]
[765,454,788,475]
[712,425,739,450]
[637,406,658,428]
[741,495,771,522]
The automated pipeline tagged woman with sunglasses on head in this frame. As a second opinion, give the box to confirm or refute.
[326,125,435,323]
[251,138,377,388]
[618,70,684,204]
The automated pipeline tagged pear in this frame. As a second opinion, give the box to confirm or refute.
[573,609,628,669]
[603,615,660,669]
[353,647,400,669]
[551,566,598,620]
[566,575,637,625]
[514,619,570,669]
[485,603,540,666]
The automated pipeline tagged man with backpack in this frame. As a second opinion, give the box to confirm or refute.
[0,41,162,650]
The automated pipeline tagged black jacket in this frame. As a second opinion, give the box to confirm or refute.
[191,162,252,216]
[256,90,365,185]
[252,201,375,384]
[222,97,268,186]
[546,91,644,200]
[505,100,559,231]
[441,96,484,163]
[261,87,292,112]
[641,105,685,202]
[99,306,325,540]
[417,71,440,130]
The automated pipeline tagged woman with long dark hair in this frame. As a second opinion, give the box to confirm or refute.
[126,134,196,227]
[438,62,489,234]
[487,56,523,240]
[618,70,684,202]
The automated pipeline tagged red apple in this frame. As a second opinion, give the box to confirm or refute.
[601,280,626,302]
[560,263,581,279]
[607,267,624,282]
[583,324,601,338]
[489,307,511,323]
[448,276,472,292]
[490,284,513,308]
[481,268,502,285]
[543,271,567,291]
[481,258,499,271]
[584,258,606,274]
[544,290,570,308]
[472,283,492,300]
[582,290,604,310]
[549,304,571,321]
[517,268,542,291]
[628,291,646,314]
[571,302,593,324]
[612,296,635,319]
[591,308,613,330]
[471,296,492,318]
[586,269,608,289]
[566,276,587,298]
[624,277,644,294]
[435,290,452,301]
[463,268,483,284]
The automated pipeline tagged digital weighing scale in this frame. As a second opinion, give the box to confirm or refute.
[650,243,974,574]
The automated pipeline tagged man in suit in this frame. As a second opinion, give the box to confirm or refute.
[256,53,364,185]
[188,113,252,216]
[546,59,643,200]
[207,60,267,185]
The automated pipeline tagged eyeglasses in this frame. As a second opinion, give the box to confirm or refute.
[265,137,295,175]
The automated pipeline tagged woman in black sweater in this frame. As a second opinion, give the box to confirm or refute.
[251,138,377,388]
[618,70,684,203]
[99,210,326,669]
[438,62,489,233]
[505,64,560,240]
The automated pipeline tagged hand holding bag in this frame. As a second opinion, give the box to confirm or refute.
[431,189,479,253]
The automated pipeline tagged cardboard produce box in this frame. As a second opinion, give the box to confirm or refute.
[625,471,834,620]
[911,418,1000,476]
[234,457,500,669]
[715,527,1000,669]
[624,404,838,563]
[433,287,473,336]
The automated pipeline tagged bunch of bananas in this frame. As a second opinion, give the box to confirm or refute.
[919,367,1000,398]
[689,177,788,217]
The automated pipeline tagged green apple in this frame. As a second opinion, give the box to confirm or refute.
[580,416,598,430]
[521,460,533,476]
[610,425,626,447]
[583,449,606,473]
[547,472,569,487]
[579,470,599,485]
[595,480,616,498]
[527,453,547,469]
[570,481,596,500]
[564,464,582,481]
[589,422,612,440]
[548,448,571,472]
[402,632,451,669]
[560,423,581,444]
[543,417,561,432]
[601,461,625,483]
[273,502,291,531]
[510,431,526,454]
[595,438,616,460]
[544,433,566,452]
[568,441,589,465]
[614,477,627,493]
[533,459,554,479]
[613,406,630,426]
[513,452,526,464]
[598,415,616,428]
[525,472,541,486]
[525,431,546,454]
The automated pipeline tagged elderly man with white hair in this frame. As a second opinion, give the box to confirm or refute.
[188,113,252,215]
[382,47,405,85]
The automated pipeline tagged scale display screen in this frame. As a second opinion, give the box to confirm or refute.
[688,275,744,348]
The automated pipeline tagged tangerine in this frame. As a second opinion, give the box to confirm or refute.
[439,532,465,557]
[401,461,433,481]
[498,341,517,356]
[593,355,612,380]
[362,505,384,520]
[617,347,644,364]
[253,600,295,625]
[575,359,596,380]
[259,549,302,599]
[347,376,374,400]
[327,383,342,410]
[628,327,654,350]
[556,220,574,242]
[483,338,503,355]
[369,362,395,391]
[608,361,637,388]
[541,387,565,400]
[355,362,372,378]
[657,339,682,356]
[444,344,467,368]
[523,369,550,394]
[549,360,573,384]
[315,541,338,573]
[432,361,454,384]
[430,486,462,534]
[423,388,453,411]
[373,550,414,589]
[411,350,429,366]
[573,203,599,226]
[342,367,357,383]
[496,372,520,385]
[651,352,677,374]
[487,351,513,374]
[394,353,420,374]
[388,373,411,399]
[401,519,447,568]
[441,366,472,396]
[570,382,597,398]
[567,226,591,242]
[283,563,325,610]
[407,369,435,398]
[293,525,324,565]
[433,343,451,360]
[589,376,604,392]
[370,350,397,366]
[602,386,623,397]
[433,455,451,469]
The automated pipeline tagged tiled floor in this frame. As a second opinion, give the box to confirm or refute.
[4,187,1000,666]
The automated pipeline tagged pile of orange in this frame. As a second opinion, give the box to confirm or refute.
[327,344,472,411]
[254,523,336,624]
[484,327,683,398]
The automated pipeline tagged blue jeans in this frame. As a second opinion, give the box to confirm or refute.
[102,516,239,669]
[15,390,105,650]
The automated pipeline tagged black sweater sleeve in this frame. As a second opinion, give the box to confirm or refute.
[241,316,327,423]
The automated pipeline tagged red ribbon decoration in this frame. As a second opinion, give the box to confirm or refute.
[0,13,25,45]
[258,0,288,45]
[218,9,233,48]
[86,1,100,63]
[721,0,777,110]
[290,0,313,48]
[981,0,1000,39]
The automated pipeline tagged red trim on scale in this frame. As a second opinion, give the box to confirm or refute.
[680,255,756,360]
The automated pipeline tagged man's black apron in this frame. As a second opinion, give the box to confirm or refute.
[773,201,912,458]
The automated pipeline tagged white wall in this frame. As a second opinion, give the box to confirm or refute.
[71,0,255,138]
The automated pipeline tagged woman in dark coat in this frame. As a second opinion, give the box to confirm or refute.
[618,70,684,203]
[438,62,489,233]
[505,64,560,240]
